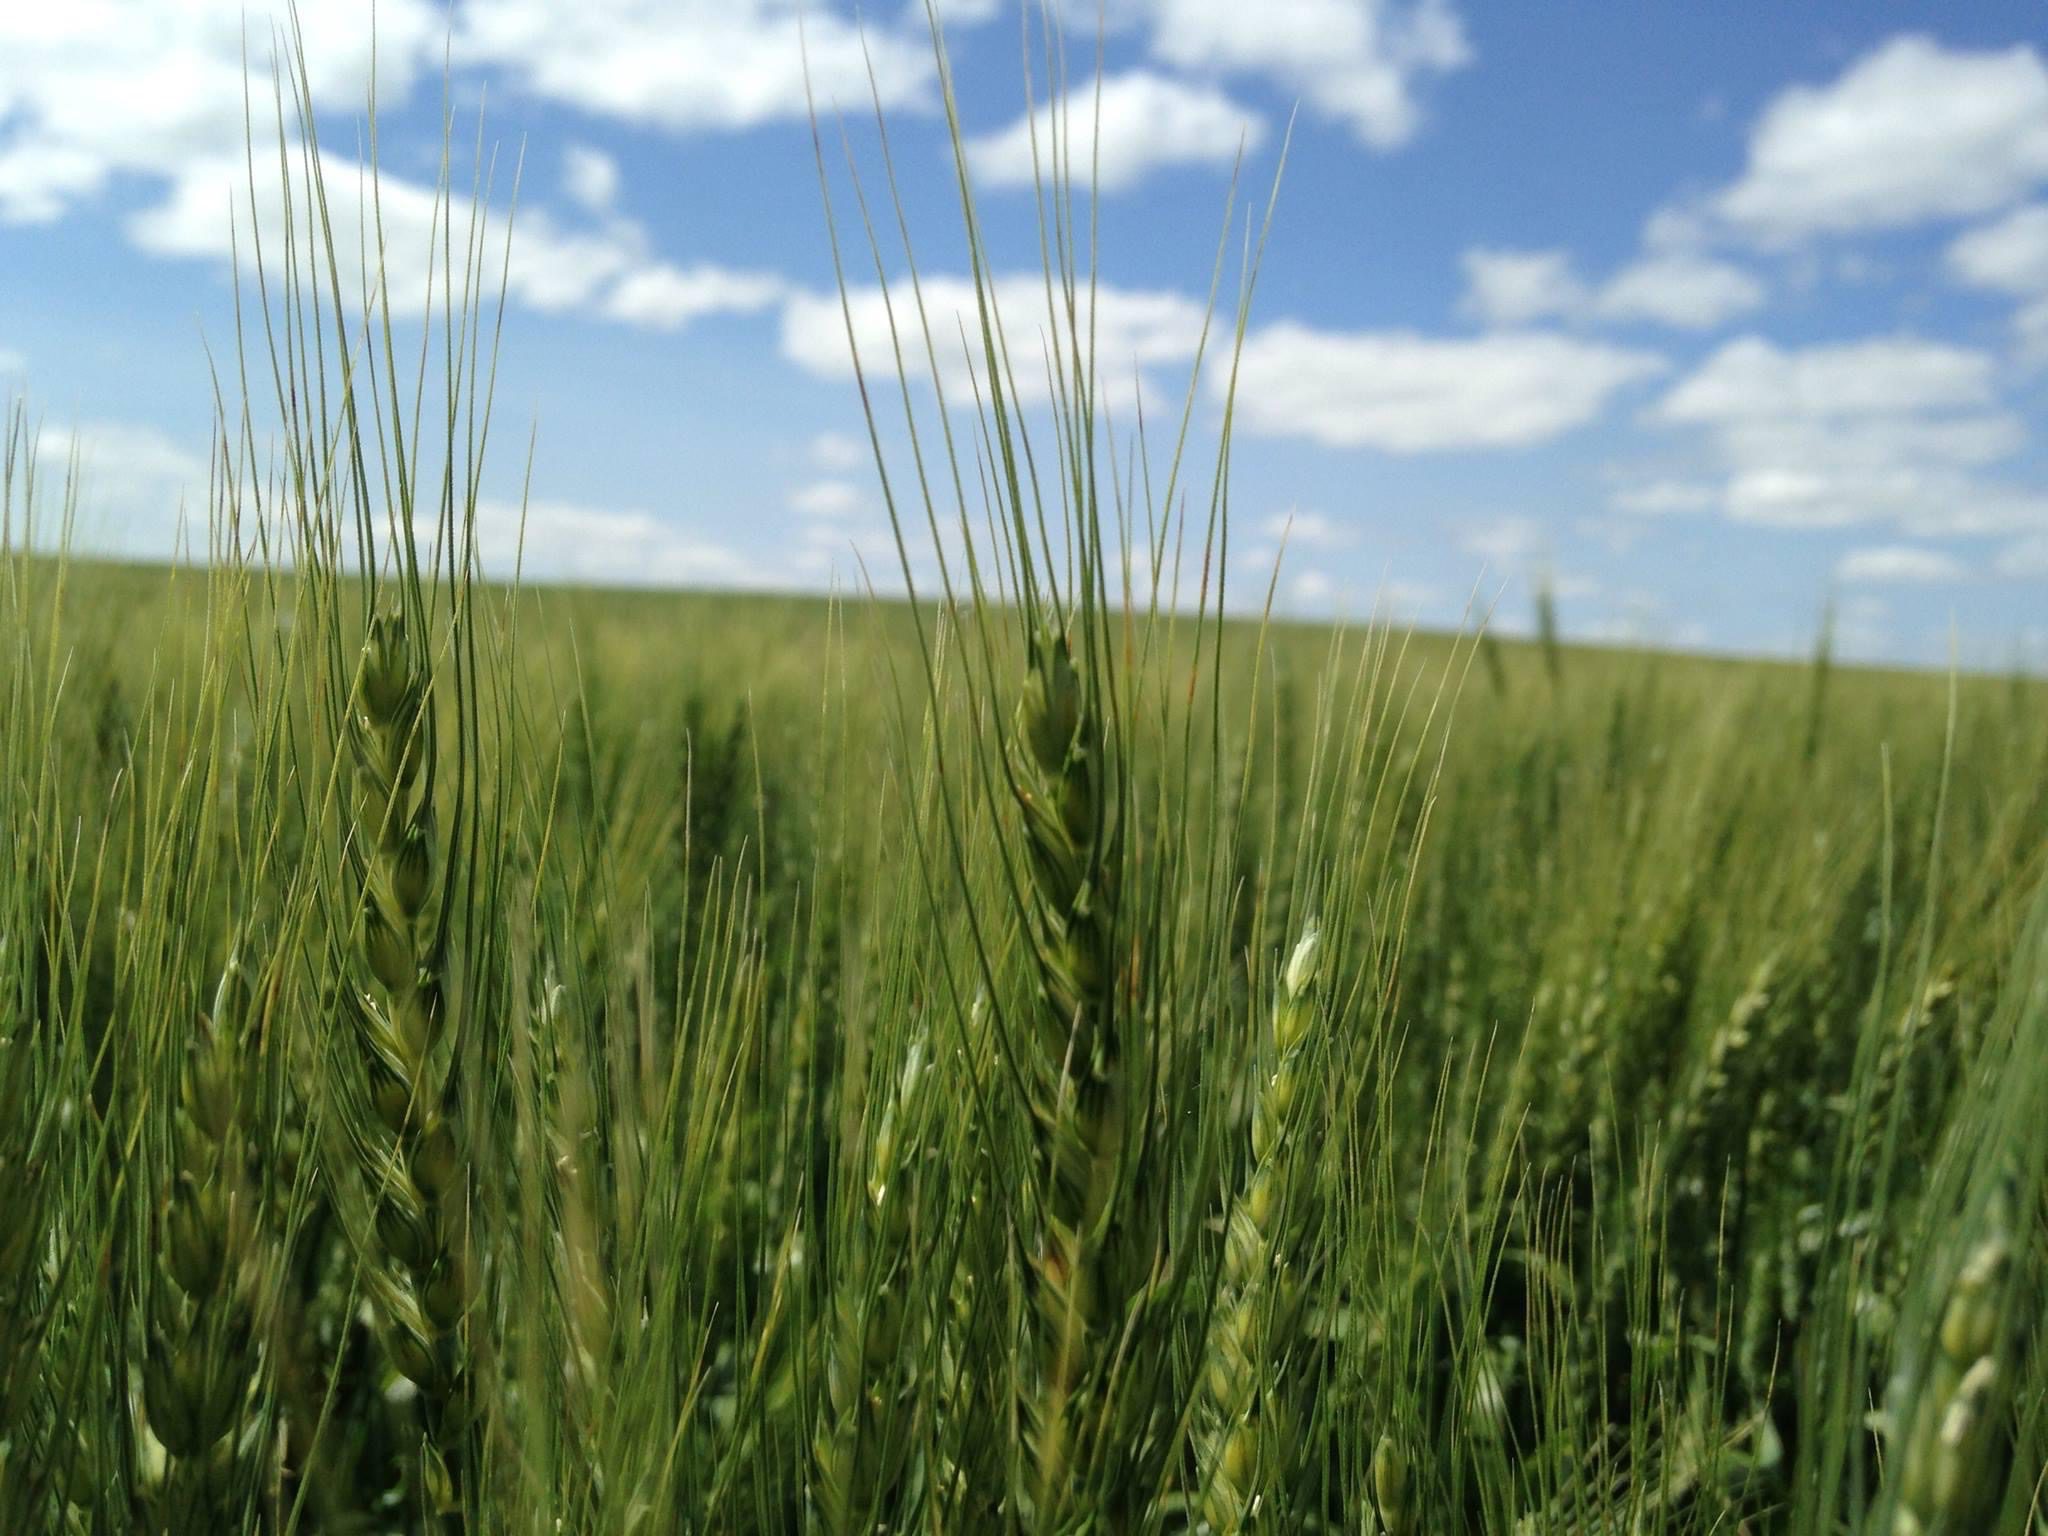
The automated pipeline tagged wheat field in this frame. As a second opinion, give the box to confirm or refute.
[1,19,2045,1536]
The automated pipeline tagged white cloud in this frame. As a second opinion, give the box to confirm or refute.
[1228,324,1663,451]
[37,420,210,558]
[1948,204,2048,358]
[474,497,773,588]
[780,273,1214,401]
[1609,478,1717,516]
[603,264,787,329]
[1656,336,1995,423]
[1459,249,1584,326]
[1257,509,1352,547]
[1459,515,1543,567]
[965,71,1262,193]
[1997,534,2048,576]
[918,0,1003,21]
[1832,592,1895,660]
[1288,569,1337,608]
[0,6,795,341]
[1132,0,1470,150]
[789,479,864,518]
[1652,334,2048,534]
[1721,450,2048,534]
[1706,36,2048,242]
[792,515,931,590]
[0,0,963,379]
[2017,299,2048,359]
[809,431,869,471]
[129,149,786,336]
[1576,589,1677,647]
[1236,508,1355,575]
[1462,248,1763,331]
[0,346,22,375]
[1837,544,1968,584]
[468,491,956,596]
[0,0,441,225]
[562,145,621,214]
[1709,419,2036,532]
[1948,203,2048,294]
[0,1,943,198]
[1593,254,1765,329]
[454,0,935,133]
[1372,578,1447,622]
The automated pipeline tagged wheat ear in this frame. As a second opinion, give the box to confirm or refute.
[337,607,471,1521]
[142,955,261,1522]
[1199,924,1323,1533]
[812,1033,933,1532]
[1373,1434,1415,1536]
[1011,622,1126,1522]
[1888,1180,2021,1536]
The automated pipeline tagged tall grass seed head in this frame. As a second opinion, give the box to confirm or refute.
[1374,1435,1413,1536]
[1283,927,1321,1001]
[391,823,435,918]
[360,610,417,723]
[164,1175,226,1296]
[1938,1234,2008,1364]
[1020,630,1083,776]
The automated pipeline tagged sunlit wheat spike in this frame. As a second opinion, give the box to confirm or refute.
[328,604,474,1525]
[1009,613,1134,1524]
[141,954,263,1524]
[1887,1178,2023,1536]
[811,1030,934,1534]
[1200,922,1323,1534]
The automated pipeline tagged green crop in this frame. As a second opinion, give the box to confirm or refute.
[0,11,2043,1535]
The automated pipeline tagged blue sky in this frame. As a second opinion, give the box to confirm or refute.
[3,1,2047,667]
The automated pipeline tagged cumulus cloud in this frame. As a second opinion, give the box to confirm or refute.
[562,145,621,214]
[1458,250,1584,326]
[1226,324,1663,451]
[789,480,865,518]
[809,431,869,471]
[0,0,442,225]
[1459,515,1545,567]
[454,0,934,132]
[602,264,787,329]
[35,420,210,558]
[1948,203,2048,293]
[473,496,774,588]
[1608,478,1718,516]
[1657,335,1995,422]
[1130,0,1470,150]
[780,273,1214,401]
[965,71,1262,193]
[1997,534,2048,576]
[1652,334,2048,534]
[1837,544,1968,584]
[0,3,829,339]
[468,488,952,596]
[1593,254,1766,329]
[1462,248,1764,330]
[1257,510,1353,548]
[127,147,786,337]
[1701,36,2048,243]
[1948,203,2048,358]
[1233,509,1356,580]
